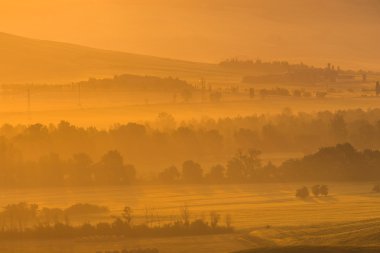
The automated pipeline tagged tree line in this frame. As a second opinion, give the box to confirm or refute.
[1,109,380,172]
[160,143,380,183]
[1,140,380,186]
[0,203,232,240]
[220,58,367,84]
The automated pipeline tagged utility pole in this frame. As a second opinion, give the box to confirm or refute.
[78,83,82,107]
[27,88,31,121]
[200,77,206,102]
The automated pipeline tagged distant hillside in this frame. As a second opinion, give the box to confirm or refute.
[0,32,234,84]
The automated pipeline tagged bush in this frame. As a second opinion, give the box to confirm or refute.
[373,184,380,193]
[311,185,321,197]
[296,187,310,199]
[320,185,329,196]
[65,203,109,217]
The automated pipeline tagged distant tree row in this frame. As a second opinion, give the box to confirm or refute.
[0,202,109,232]
[161,143,380,183]
[0,149,136,187]
[257,87,313,97]
[220,58,320,74]
[0,141,379,185]
[0,203,232,240]
[1,109,380,171]
[78,74,193,92]
[220,58,362,84]
[243,67,339,84]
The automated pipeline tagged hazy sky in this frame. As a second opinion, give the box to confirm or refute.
[0,0,380,68]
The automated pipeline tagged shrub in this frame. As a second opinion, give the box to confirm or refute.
[320,185,329,196]
[311,185,321,197]
[373,184,380,193]
[296,187,310,199]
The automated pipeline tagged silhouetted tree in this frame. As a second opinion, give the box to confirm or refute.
[330,114,348,142]
[95,150,128,185]
[69,153,93,185]
[182,160,203,183]
[226,150,261,182]
[320,185,329,196]
[205,164,225,183]
[296,187,310,199]
[122,206,133,227]
[210,211,221,229]
[311,185,321,197]
[179,205,191,227]
[158,166,180,184]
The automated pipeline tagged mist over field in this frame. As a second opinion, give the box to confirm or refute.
[1,1,380,253]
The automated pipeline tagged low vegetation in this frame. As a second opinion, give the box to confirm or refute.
[0,203,233,240]
[296,185,329,199]
[1,136,380,186]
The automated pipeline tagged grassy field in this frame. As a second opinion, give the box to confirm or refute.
[2,183,380,229]
[247,218,380,247]
[2,183,380,252]
[0,233,256,253]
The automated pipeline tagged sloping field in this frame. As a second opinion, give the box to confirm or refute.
[2,183,380,229]
[248,218,380,247]
[2,183,380,252]
[0,32,240,84]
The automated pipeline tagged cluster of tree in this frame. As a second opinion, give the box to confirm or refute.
[159,143,380,184]
[279,143,380,181]
[373,184,380,193]
[220,58,359,84]
[220,58,325,74]
[243,67,338,84]
[1,108,380,185]
[0,119,226,176]
[0,148,137,187]
[78,74,193,92]
[246,87,326,98]
[157,150,261,184]
[1,74,194,96]
[2,108,380,168]
[216,108,380,153]
[258,87,291,97]
[0,203,233,240]
[0,202,109,232]
[1,142,380,186]
[295,185,329,199]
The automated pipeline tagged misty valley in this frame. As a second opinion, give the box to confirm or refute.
[2,1,380,252]
[1,58,380,253]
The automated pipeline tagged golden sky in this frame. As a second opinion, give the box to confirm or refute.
[0,0,379,67]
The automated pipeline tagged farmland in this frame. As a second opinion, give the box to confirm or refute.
[1,183,380,252]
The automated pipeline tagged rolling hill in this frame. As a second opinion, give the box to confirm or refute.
[0,32,236,84]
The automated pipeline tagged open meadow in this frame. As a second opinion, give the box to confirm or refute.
[2,183,380,252]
